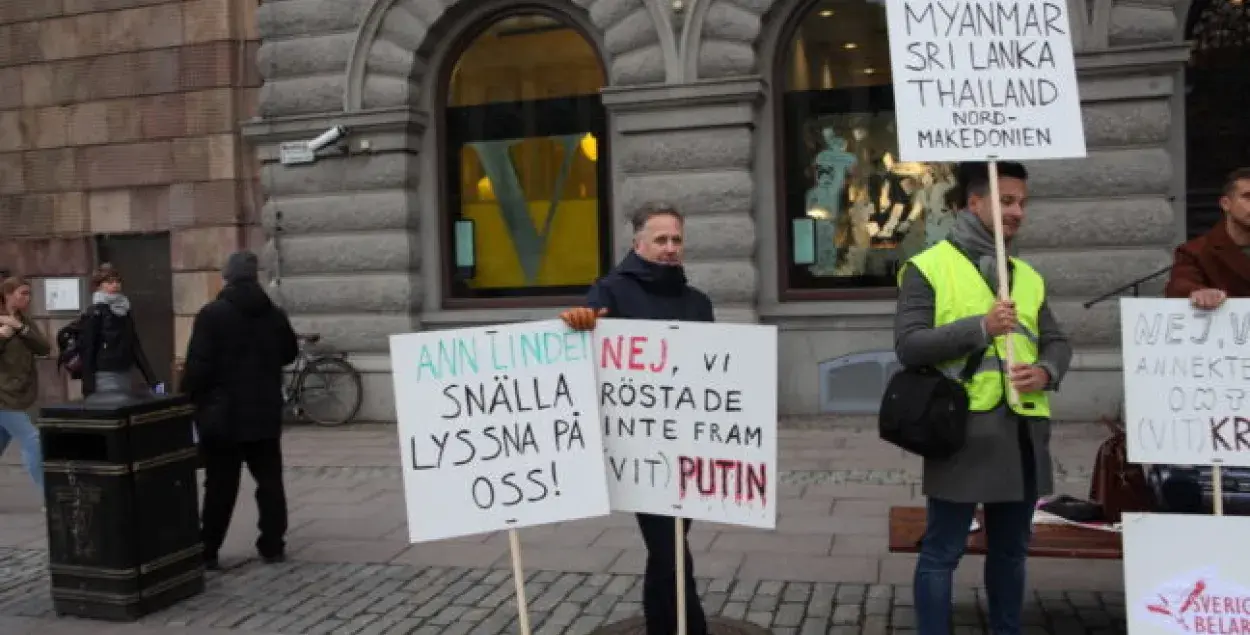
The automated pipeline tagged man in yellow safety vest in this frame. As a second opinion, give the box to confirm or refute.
[893,161,1074,635]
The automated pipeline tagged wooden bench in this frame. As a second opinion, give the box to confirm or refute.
[888,506,1123,560]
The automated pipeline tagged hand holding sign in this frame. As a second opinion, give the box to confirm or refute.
[560,307,608,331]
[984,299,1017,337]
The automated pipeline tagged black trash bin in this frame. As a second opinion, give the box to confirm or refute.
[37,393,205,621]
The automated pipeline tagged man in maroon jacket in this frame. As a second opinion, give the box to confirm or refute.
[1165,167,1250,308]
[1156,167,1250,516]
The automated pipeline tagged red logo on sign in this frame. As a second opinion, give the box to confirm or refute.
[1141,574,1250,634]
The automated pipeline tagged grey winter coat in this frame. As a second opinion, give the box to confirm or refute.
[894,215,1073,504]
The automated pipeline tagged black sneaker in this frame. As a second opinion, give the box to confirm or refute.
[261,553,286,564]
[204,555,221,571]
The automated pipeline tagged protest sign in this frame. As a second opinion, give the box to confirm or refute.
[1121,298,1250,467]
[882,0,1087,162]
[389,320,610,542]
[593,319,778,529]
[1122,513,1250,634]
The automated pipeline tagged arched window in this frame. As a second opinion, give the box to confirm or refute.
[778,0,956,297]
[443,12,609,301]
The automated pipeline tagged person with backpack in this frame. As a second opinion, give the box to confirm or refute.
[0,276,51,494]
[78,264,158,397]
[894,162,1072,635]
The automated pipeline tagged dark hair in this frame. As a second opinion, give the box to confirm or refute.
[0,276,31,314]
[91,263,122,288]
[1224,167,1250,196]
[955,161,1029,203]
[629,202,683,234]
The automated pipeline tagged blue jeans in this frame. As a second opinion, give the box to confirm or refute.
[914,497,1035,635]
[0,410,43,491]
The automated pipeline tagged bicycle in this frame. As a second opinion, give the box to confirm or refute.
[283,332,364,427]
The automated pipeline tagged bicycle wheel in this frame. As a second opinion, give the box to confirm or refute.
[295,357,363,427]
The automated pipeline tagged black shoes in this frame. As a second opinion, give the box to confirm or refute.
[261,552,286,564]
[204,554,221,571]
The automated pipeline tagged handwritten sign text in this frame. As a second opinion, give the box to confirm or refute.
[390,320,610,542]
[883,0,1087,162]
[594,320,778,529]
[1121,299,1250,467]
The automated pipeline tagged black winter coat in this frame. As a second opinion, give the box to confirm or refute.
[179,280,298,443]
[586,251,715,322]
[81,304,156,395]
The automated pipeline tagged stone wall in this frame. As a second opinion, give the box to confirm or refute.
[245,0,682,421]
[605,79,762,324]
[246,0,1194,422]
[734,0,1192,419]
[0,0,263,404]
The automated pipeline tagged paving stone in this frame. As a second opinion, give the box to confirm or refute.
[0,425,1128,634]
[774,602,805,627]
[0,545,1130,633]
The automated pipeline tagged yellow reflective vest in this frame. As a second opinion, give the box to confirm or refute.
[899,240,1051,417]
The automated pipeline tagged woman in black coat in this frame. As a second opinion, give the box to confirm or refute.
[81,264,157,396]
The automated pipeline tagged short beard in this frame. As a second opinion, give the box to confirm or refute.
[1231,214,1250,233]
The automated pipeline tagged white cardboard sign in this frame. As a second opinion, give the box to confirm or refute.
[882,0,1087,162]
[1122,513,1250,634]
[1121,298,1250,467]
[389,320,610,542]
[592,319,779,529]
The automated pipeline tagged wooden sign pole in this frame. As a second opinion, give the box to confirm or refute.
[1213,461,1225,516]
[675,518,687,635]
[507,529,533,635]
[987,159,1021,407]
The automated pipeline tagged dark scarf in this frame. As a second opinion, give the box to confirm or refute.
[948,210,1016,290]
[618,251,688,296]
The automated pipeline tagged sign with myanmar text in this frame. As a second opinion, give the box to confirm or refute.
[592,319,778,529]
[389,320,610,542]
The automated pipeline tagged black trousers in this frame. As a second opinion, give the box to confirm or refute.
[200,438,288,559]
[636,513,708,635]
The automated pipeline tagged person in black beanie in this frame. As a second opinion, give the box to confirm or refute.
[181,250,299,570]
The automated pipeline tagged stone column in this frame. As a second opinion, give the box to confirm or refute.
[602,77,763,323]
[241,108,424,422]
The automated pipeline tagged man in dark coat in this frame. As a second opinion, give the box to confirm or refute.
[181,250,299,570]
[560,202,714,635]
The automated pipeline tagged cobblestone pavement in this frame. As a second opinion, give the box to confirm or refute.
[0,421,1129,633]
[0,547,1127,634]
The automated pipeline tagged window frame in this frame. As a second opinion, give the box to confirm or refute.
[772,0,903,302]
[435,5,612,309]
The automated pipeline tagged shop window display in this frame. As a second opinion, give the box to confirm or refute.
[443,13,610,300]
[780,0,957,292]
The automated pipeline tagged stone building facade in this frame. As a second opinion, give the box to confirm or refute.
[0,0,263,401]
[240,0,1199,423]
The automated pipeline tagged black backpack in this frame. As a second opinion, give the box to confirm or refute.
[878,348,988,460]
[55,311,93,380]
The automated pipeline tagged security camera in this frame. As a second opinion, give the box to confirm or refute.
[307,126,347,152]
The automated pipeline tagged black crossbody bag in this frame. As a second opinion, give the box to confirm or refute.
[879,345,989,460]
